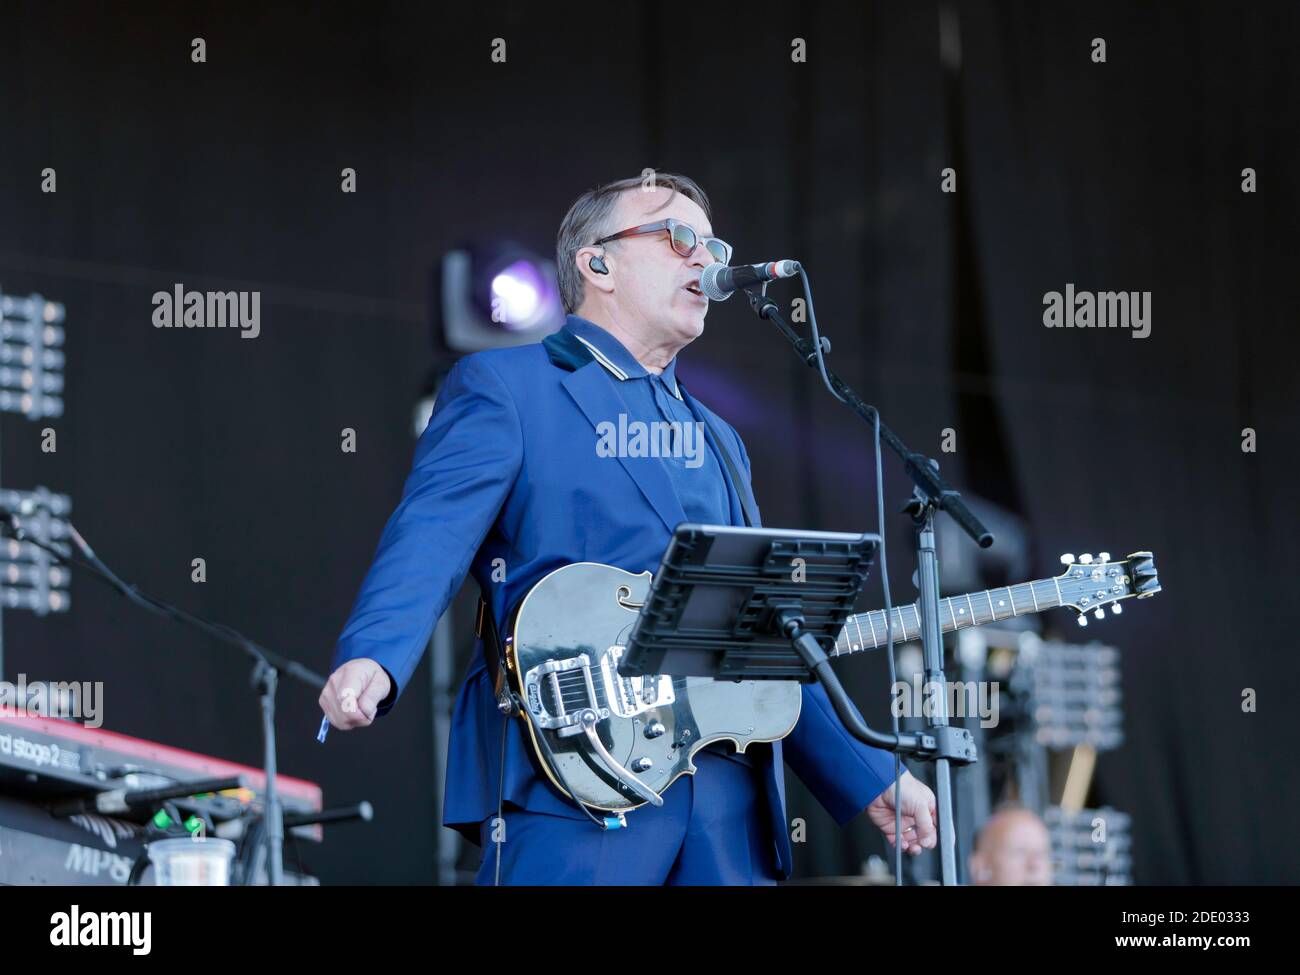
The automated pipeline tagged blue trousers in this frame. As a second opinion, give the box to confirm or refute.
[475,751,779,885]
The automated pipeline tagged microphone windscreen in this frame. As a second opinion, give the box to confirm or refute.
[699,263,733,302]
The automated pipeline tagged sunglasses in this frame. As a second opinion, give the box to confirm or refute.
[593,218,733,266]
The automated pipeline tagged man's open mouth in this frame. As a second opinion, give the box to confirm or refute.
[683,280,704,297]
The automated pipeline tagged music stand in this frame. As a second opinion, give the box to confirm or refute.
[620,524,877,680]
[620,524,976,799]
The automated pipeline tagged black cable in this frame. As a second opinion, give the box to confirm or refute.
[494,712,508,886]
[527,712,613,831]
[875,410,904,886]
[489,650,609,886]
[3,516,325,690]
[799,268,905,885]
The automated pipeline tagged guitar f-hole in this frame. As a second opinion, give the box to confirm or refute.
[616,585,644,610]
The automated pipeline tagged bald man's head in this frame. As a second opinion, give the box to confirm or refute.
[969,807,1053,886]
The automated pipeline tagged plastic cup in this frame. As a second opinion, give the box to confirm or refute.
[146,837,237,886]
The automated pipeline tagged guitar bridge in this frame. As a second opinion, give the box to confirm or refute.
[522,653,607,737]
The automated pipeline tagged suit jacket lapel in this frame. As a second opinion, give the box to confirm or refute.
[560,362,687,536]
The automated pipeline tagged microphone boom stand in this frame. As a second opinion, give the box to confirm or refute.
[4,517,325,886]
[745,286,992,885]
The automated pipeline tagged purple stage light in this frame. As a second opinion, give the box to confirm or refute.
[490,259,559,330]
[434,243,565,353]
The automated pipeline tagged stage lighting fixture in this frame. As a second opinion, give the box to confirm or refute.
[0,487,73,615]
[1028,640,1123,750]
[1045,805,1133,885]
[432,243,564,353]
[0,287,66,420]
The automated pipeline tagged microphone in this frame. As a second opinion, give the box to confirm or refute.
[699,260,801,301]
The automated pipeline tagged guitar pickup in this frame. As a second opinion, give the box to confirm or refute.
[600,646,674,718]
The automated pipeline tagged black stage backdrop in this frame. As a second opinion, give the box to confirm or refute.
[0,1,1295,883]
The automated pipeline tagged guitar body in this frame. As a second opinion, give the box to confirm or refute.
[507,562,801,813]
[503,550,1159,815]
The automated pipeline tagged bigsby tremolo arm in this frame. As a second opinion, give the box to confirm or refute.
[521,648,670,807]
[576,708,664,807]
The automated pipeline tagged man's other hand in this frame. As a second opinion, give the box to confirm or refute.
[319,658,392,730]
[866,770,938,855]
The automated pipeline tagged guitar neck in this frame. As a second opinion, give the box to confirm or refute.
[830,576,1067,657]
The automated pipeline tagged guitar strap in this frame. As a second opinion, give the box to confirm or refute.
[477,590,618,832]
[476,593,517,716]
[687,395,758,528]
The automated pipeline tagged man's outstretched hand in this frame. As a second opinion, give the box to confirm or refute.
[866,770,938,855]
[319,658,392,730]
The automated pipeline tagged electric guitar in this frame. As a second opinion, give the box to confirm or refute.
[503,550,1160,814]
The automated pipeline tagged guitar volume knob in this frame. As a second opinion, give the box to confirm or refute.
[631,757,653,772]
[644,721,666,739]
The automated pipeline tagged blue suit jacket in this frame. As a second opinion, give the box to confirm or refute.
[332,320,898,879]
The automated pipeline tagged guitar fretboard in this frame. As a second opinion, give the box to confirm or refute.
[830,577,1066,657]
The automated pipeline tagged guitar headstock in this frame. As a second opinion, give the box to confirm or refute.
[1054,551,1161,627]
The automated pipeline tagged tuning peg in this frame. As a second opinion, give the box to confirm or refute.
[1077,615,1088,627]
[1060,553,1076,565]
[1094,607,1105,620]
[1111,603,1122,615]
[1098,551,1111,562]
[1079,553,1094,564]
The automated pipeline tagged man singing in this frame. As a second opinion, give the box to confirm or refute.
[319,173,937,884]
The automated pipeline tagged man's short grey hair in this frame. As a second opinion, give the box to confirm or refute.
[555,173,712,314]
